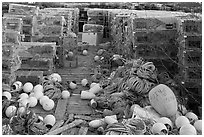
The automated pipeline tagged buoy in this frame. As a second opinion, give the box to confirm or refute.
[12,81,23,91]
[44,114,56,127]
[81,90,96,99]
[157,117,173,130]
[61,90,70,99]
[39,96,49,105]
[19,93,29,100]
[175,116,190,128]
[5,106,17,118]
[179,124,197,135]
[28,97,38,107]
[194,120,202,133]
[185,112,198,123]
[49,73,62,82]
[2,92,12,100]
[104,115,118,125]
[43,99,55,111]
[23,82,33,93]
[69,81,77,89]
[83,50,88,56]
[89,83,102,94]
[81,79,88,87]
[152,123,168,135]
[33,84,44,93]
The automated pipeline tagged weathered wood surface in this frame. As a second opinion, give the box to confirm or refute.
[49,120,64,132]
[66,94,93,115]
[54,99,69,121]
[46,119,84,135]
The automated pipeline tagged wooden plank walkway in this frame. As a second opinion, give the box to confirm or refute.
[66,94,93,115]
[54,99,69,121]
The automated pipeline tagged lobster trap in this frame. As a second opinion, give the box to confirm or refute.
[19,57,54,75]
[133,29,177,44]
[2,71,16,86]
[22,25,33,35]
[2,30,22,44]
[83,24,104,33]
[35,15,66,26]
[178,35,202,50]
[177,17,202,34]
[180,67,202,83]
[21,42,56,58]
[62,33,78,50]
[8,3,38,15]
[33,25,63,36]
[133,43,170,60]
[178,49,202,67]
[31,35,62,45]
[4,13,34,25]
[2,43,19,58]
[15,70,44,86]
[2,57,21,73]
[64,56,78,68]
[132,16,178,31]
[2,17,22,32]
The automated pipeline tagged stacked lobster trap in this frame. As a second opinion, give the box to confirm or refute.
[5,3,39,42]
[176,16,202,103]
[82,24,104,46]
[131,13,179,74]
[87,8,110,38]
[39,8,79,35]
[18,42,56,75]
[2,17,23,86]
[62,32,79,68]
[109,10,134,59]
[35,8,80,68]
[32,13,65,44]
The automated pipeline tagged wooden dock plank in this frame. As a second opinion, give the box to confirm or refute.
[55,99,69,121]
[66,94,93,115]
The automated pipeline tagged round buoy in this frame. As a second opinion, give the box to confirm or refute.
[19,98,29,107]
[179,124,197,135]
[43,99,55,111]
[185,112,198,123]
[83,50,88,56]
[49,73,62,83]
[94,55,100,62]
[175,116,190,128]
[6,106,17,118]
[28,97,38,107]
[19,93,29,100]
[44,114,56,127]
[61,90,70,99]
[33,91,44,100]
[69,81,77,89]
[39,96,50,106]
[23,82,33,93]
[81,79,88,87]
[194,120,202,133]
[3,92,12,100]
[152,123,168,135]
[33,84,44,93]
